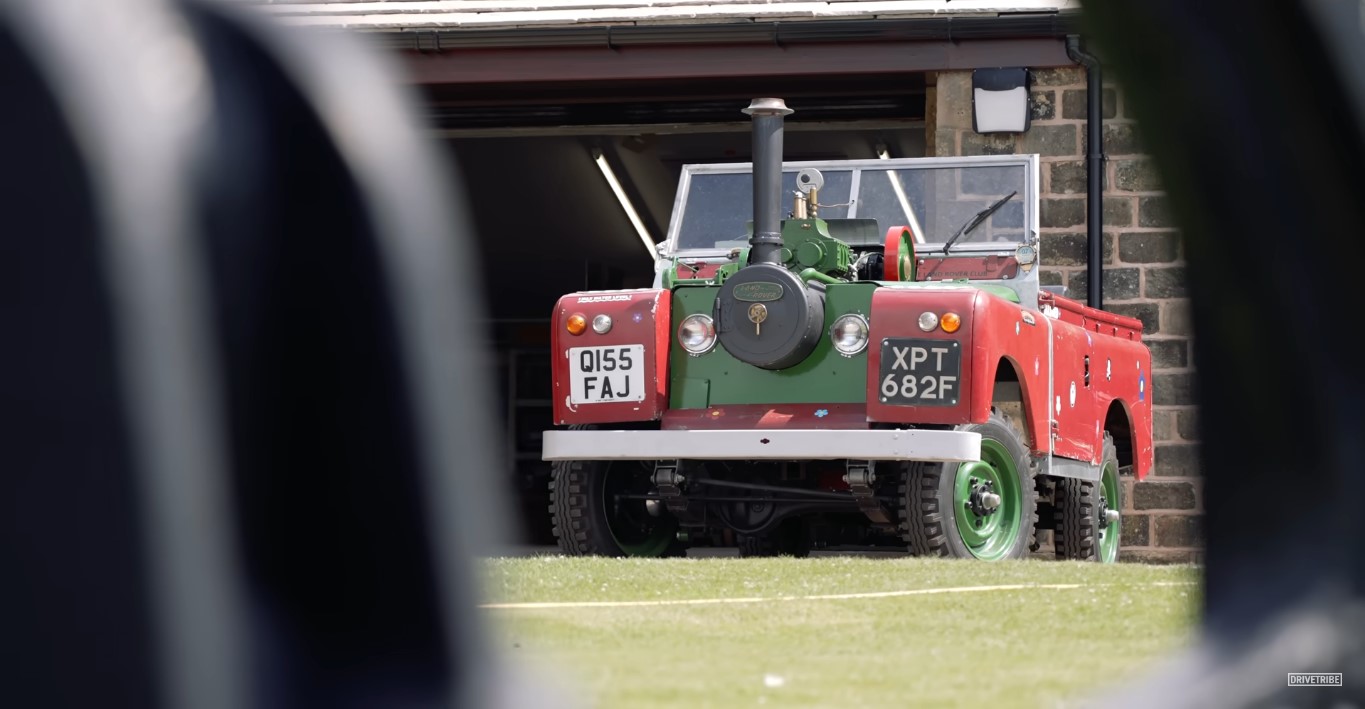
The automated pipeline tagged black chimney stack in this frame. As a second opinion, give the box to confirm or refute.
[742,98,793,266]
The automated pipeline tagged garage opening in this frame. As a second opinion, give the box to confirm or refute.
[432,82,928,542]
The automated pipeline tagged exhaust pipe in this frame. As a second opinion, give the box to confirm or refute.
[714,98,823,370]
[742,98,793,266]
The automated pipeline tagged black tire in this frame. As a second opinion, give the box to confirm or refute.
[1055,434,1122,562]
[901,410,1038,560]
[548,425,683,557]
[736,520,811,558]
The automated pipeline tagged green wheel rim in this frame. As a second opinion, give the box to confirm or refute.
[952,439,1023,560]
[1098,460,1121,563]
[602,462,675,557]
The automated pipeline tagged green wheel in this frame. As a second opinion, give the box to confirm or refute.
[549,426,683,557]
[901,410,1037,560]
[1055,434,1122,562]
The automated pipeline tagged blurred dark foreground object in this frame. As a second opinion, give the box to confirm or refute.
[0,1,524,707]
[1078,1,1365,706]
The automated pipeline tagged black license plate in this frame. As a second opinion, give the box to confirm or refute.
[879,338,962,406]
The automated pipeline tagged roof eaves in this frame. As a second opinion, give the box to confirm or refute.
[364,13,1080,51]
[248,1,1081,32]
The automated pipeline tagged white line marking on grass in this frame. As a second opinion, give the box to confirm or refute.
[480,581,1197,610]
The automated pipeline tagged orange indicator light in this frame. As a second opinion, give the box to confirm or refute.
[940,312,962,333]
[566,313,587,335]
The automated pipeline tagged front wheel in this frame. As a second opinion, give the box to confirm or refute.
[549,427,682,557]
[1055,434,1122,562]
[901,410,1038,560]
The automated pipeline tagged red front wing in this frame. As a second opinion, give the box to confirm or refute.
[866,286,1153,478]
[551,289,671,426]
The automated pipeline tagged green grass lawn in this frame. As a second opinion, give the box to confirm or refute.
[480,556,1201,709]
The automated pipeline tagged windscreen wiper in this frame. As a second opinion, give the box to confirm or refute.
[941,190,1018,255]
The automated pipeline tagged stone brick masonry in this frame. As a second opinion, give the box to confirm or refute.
[927,67,1201,563]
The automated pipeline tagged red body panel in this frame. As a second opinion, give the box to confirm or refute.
[675,262,724,280]
[866,287,981,426]
[967,292,1055,456]
[1041,292,1154,478]
[916,254,1021,281]
[867,286,1155,478]
[663,403,869,430]
[551,289,670,425]
[1041,291,1145,340]
[1048,314,1098,462]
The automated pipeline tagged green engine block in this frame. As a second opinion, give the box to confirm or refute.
[686,217,854,286]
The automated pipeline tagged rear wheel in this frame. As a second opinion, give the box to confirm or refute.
[1055,434,1122,562]
[902,410,1037,560]
[549,426,682,557]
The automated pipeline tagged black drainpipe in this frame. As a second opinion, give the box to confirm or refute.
[1065,35,1104,310]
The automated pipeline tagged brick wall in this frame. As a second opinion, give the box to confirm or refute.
[927,68,1202,563]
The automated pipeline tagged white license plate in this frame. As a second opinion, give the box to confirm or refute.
[568,345,646,404]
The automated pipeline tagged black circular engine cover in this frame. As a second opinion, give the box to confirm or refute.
[713,263,825,370]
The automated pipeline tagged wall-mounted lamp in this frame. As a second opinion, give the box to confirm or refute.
[972,68,1031,134]
[592,148,658,262]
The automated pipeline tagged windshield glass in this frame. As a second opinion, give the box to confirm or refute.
[670,159,1030,252]
[675,169,853,251]
[858,166,1025,246]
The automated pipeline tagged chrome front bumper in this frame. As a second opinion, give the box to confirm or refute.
[542,429,980,462]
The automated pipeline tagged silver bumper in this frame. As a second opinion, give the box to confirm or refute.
[542,429,981,462]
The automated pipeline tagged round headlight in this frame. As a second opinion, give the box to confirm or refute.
[917,312,939,332]
[677,314,716,355]
[592,314,613,334]
[830,314,869,355]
